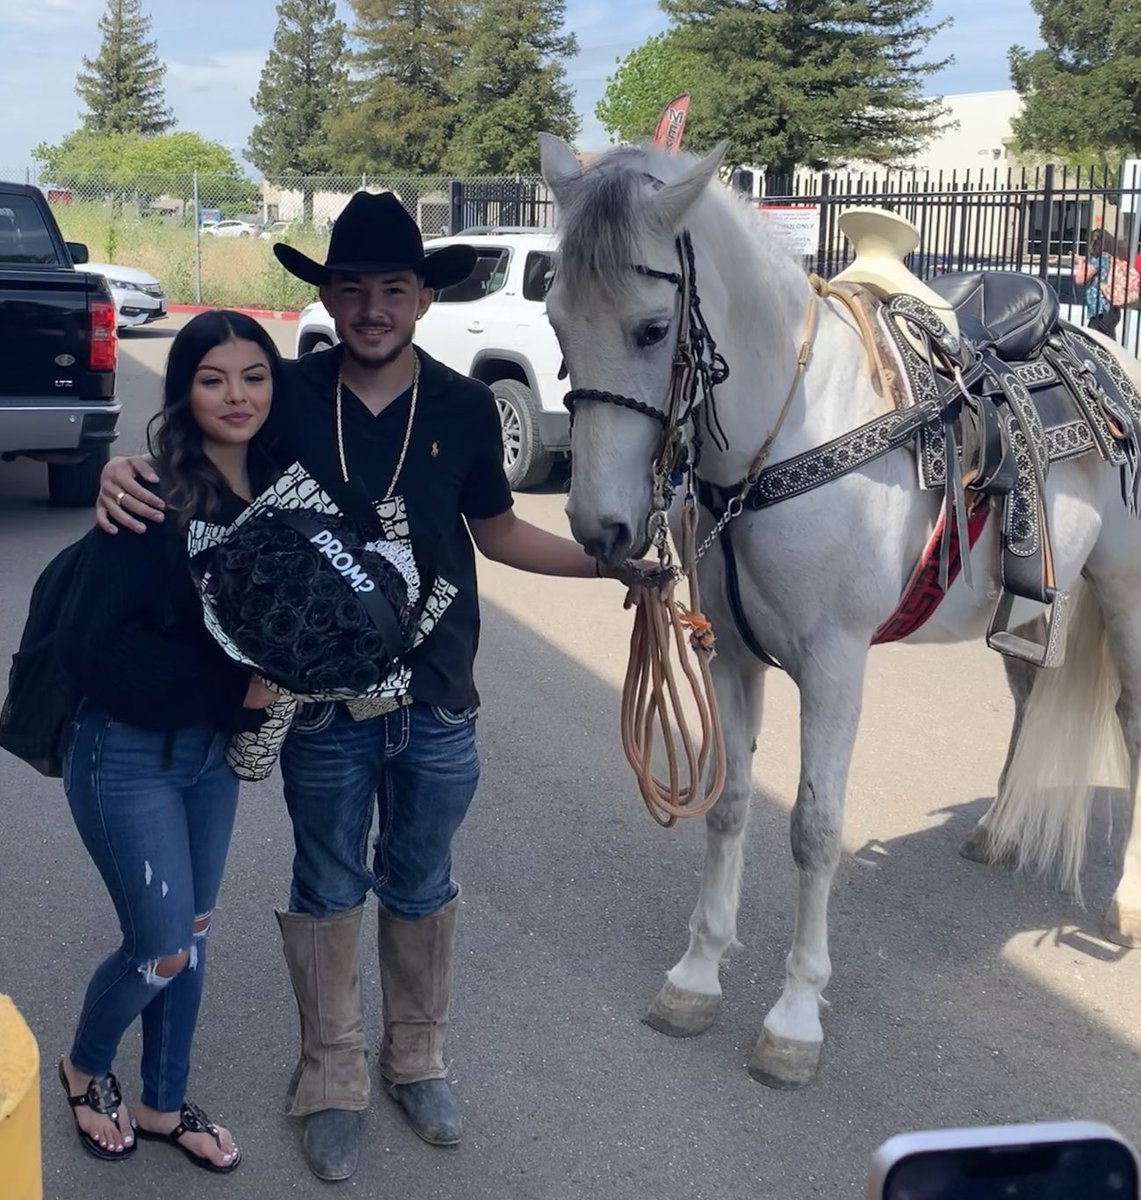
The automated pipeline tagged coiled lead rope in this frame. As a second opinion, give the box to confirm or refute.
[619,503,726,827]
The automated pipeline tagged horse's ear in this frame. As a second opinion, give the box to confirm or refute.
[539,134,582,198]
[651,141,729,231]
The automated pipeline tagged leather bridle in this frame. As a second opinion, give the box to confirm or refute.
[563,229,730,558]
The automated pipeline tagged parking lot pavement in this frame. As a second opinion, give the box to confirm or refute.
[1,317,1138,1199]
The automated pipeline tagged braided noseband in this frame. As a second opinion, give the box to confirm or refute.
[564,389,669,428]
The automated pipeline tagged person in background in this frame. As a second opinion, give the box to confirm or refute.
[1076,228,1124,338]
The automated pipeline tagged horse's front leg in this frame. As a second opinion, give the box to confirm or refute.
[644,652,765,1037]
[750,639,866,1088]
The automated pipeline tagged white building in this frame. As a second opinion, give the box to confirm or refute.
[732,90,1026,194]
[909,90,1023,174]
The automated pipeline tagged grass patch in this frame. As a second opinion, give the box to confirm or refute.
[51,203,327,310]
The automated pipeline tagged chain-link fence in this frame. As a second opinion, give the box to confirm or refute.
[3,169,555,309]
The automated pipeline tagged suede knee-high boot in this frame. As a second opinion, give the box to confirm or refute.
[376,890,463,1146]
[277,906,369,1180]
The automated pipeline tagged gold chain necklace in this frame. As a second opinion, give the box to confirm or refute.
[335,352,420,500]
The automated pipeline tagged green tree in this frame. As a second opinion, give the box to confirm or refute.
[1009,0,1141,161]
[445,0,579,174]
[34,130,256,213]
[248,0,348,220]
[596,32,705,145]
[76,0,173,136]
[659,0,952,181]
[328,0,466,173]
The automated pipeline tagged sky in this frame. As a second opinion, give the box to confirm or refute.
[0,0,1042,176]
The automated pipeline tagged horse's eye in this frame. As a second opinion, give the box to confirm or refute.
[637,321,670,348]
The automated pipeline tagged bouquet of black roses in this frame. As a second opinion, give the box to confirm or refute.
[189,462,422,701]
[187,463,426,780]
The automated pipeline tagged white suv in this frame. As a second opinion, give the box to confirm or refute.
[294,229,567,489]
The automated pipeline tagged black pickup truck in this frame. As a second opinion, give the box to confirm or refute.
[0,181,120,506]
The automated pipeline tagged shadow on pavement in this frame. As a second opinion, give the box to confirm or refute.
[2,577,1138,1200]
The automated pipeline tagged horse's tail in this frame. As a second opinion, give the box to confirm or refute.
[985,579,1128,900]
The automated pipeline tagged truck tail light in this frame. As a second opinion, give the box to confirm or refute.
[89,298,117,371]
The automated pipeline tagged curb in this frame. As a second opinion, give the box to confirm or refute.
[168,303,301,321]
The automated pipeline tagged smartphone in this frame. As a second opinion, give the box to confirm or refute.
[868,1121,1139,1200]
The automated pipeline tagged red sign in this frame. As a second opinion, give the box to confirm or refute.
[653,94,690,156]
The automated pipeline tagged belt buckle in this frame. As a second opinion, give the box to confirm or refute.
[344,695,404,722]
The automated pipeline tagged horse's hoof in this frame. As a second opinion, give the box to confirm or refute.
[642,981,720,1038]
[747,1029,821,1089]
[959,825,996,863]
[959,826,1016,866]
[1102,900,1141,949]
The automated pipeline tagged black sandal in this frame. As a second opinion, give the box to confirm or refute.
[57,1059,137,1162]
[135,1100,241,1174]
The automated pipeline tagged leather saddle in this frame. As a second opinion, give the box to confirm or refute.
[927,271,1060,362]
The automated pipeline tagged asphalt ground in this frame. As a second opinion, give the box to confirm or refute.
[1,316,1138,1199]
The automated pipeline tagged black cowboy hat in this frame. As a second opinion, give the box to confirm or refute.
[273,191,476,290]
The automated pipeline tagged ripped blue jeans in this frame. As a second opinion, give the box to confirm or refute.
[64,703,239,1112]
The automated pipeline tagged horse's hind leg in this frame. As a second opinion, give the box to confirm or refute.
[643,653,764,1037]
[749,637,866,1089]
[1104,698,1141,947]
[1097,597,1141,947]
[960,630,1040,864]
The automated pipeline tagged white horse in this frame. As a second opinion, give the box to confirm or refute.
[537,134,1141,1088]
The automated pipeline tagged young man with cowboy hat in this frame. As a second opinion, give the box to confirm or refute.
[95,191,636,1182]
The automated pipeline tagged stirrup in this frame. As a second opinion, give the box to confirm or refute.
[986,587,1070,668]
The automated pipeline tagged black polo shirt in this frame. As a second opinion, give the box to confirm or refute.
[272,345,512,710]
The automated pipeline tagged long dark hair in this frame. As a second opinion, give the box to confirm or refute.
[1089,228,1123,259]
[147,310,283,526]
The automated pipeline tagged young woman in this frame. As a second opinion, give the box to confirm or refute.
[56,310,283,1173]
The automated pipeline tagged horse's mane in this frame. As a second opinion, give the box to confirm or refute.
[553,144,805,307]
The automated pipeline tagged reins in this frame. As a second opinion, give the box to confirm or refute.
[620,504,724,826]
[567,232,821,825]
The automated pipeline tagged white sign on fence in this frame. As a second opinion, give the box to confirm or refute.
[1121,159,1141,214]
[757,203,821,257]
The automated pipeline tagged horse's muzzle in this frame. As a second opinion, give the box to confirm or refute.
[573,516,645,566]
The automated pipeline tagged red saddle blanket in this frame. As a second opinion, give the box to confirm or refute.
[872,500,992,645]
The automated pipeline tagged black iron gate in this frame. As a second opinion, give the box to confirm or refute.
[753,163,1141,351]
[447,178,553,234]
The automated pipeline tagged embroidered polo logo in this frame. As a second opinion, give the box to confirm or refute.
[430,441,439,457]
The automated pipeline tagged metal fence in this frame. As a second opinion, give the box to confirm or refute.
[6,161,1141,353]
[754,163,1141,353]
[2,168,554,309]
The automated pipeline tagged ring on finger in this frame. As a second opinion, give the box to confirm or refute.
[115,490,126,504]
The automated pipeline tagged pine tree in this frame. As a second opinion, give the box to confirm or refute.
[660,0,952,180]
[75,0,173,136]
[1010,0,1141,161]
[327,0,466,174]
[445,0,579,174]
[248,0,349,220]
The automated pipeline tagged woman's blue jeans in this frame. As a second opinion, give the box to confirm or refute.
[64,704,239,1112]
[280,702,480,919]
